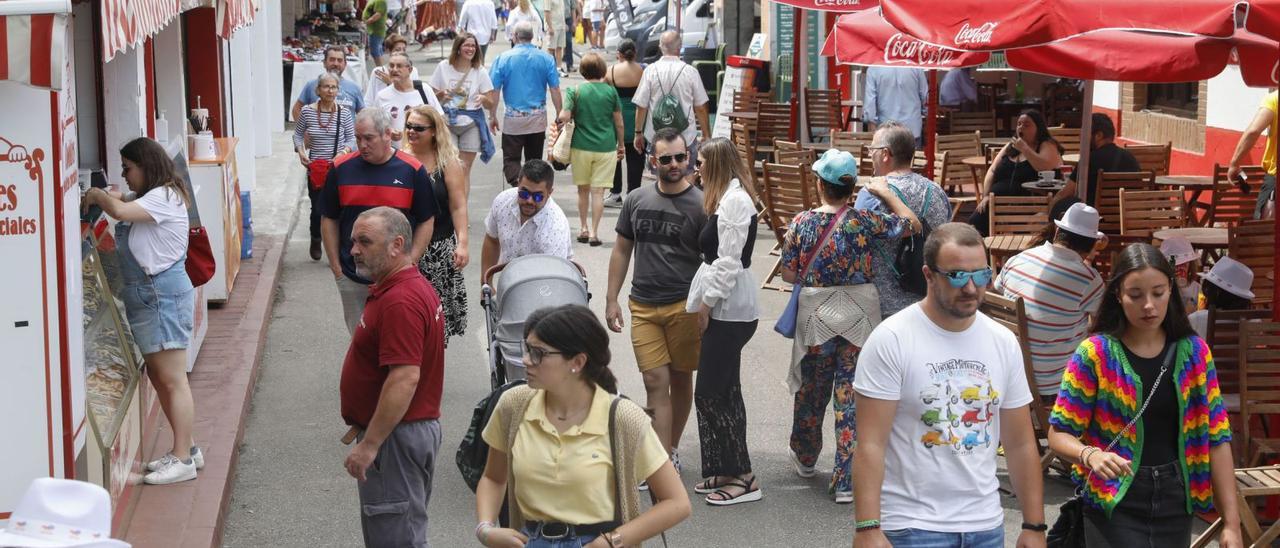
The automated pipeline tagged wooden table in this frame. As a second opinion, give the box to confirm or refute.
[1062,153,1080,164]
[724,111,759,122]
[1156,175,1216,226]
[1022,181,1066,194]
[963,156,990,191]
[1191,466,1280,547]
[1152,227,1229,261]
[985,234,1038,270]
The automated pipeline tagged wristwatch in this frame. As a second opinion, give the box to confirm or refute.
[1022,522,1048,532]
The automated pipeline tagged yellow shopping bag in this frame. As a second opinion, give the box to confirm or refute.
[574,22,585,44]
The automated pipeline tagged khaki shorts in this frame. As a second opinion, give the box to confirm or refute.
[571,148,618,188]
[629,299,701,372]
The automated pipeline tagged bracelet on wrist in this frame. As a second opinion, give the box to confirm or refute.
[604,531,622,547]
[1022,522,1048,532]
[475,521,494,544]
[855,519,881,531]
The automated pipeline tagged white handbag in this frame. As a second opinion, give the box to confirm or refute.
[550,88,576,166]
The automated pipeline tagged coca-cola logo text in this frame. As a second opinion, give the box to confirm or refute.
[884,33,958,66]
[954,21,998,46]
[811,0,862,7]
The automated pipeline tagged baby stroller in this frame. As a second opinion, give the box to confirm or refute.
[480,254,590,390]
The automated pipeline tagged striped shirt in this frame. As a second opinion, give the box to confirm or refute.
[293,104,356,161]
[994,243,1105,395]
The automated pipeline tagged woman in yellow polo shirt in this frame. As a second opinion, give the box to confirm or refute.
[475,305,690,547]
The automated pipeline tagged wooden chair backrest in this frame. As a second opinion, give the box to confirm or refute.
[935,131,983,193]
[1048,126,1082,157]
[1124,142,1172,177]
[756,101,794,148]
[1207,307,1274,397]
[731,123,758,191]
[1228,220,1275,307]
[1239,321,1280,460]
[1211,163,1266,227]
[762,162,817,243]
[949,111,997,138]
[1119,187,1185,237]
[1095,171,1156,234]
[979,293,1051,441]
[857,145,876,177]
[774,139,815,165]
[732,89,762,113]
[989,193,1051,236]
[1091,234,1149,281]
[803,88,842,142]
[831,130,875,155]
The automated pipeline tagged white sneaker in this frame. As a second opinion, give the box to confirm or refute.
[834,491,853,504]
[603,192,622,208]
[143,454,197,485]
[147,447,204,472]
[789,447,816,478]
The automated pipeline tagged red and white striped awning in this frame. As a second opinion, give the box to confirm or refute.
[217,0,260,39]
[101,0,184,62]
[0,13,68,89]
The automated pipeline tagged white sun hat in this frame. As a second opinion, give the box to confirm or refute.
[1054,202,1104,239]
[1160,235,1198,265]
[1200,256,1256,301]
[0,478,130,547]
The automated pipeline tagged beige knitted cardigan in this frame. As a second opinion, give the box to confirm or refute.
[496,385,653,545]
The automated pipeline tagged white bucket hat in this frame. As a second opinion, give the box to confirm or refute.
[1160,235,1198,265]
[1054,202,1105,239]
[1200,257,1256,300]
[0,478,130,547]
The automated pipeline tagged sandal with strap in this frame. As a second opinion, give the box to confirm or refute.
[693,476,730,495]
[705,476,762,506]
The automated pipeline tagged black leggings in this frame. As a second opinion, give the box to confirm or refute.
[611,144,644,195]
[695,318,758,478]
[308,184,322,240]
[501,132,546,187]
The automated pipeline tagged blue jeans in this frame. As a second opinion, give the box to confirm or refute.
[369,33,385,59]
[520,524,599,547]
[882,526,1004,548]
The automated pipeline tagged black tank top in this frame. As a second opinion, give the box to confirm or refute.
[609,66,638,99]
[428,166,454,241]
[699,213,758,267]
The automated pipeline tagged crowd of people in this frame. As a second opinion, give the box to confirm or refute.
[92,18,1276,548]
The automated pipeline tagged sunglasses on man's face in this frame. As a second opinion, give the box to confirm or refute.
[657,153,688,166]
[405,123,435,133]
[517,188,546,203]
[930,266,993,288]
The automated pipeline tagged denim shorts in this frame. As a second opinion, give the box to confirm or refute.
[369,33,385,59]
[882,525,1004,548]
[121,261,195,355]
[520,524,599,547]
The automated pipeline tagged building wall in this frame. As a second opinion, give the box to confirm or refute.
[102,47,148,185]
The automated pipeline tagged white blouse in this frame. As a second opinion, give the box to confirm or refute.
[687,178,759,322]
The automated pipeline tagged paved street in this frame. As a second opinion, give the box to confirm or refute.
[221,41,1080,547]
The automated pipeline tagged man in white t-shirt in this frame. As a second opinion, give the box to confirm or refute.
[632,30,710,171]
[458,0,499,61]
[852,222,1046,548]
[373,52,444,145]
[385,0,404,34]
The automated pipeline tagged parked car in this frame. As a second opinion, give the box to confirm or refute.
[603,0,714,62]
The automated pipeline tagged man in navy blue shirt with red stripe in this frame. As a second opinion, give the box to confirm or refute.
[322,107,437,334]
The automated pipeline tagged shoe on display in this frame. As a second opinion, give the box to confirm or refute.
[148,446,204,472]
[143,454,197,485]
[789,447,816,478]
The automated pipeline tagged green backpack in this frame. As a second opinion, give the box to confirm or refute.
[649,66,690,134]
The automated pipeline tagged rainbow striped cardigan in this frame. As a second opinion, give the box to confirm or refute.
[1049,334,1232,516]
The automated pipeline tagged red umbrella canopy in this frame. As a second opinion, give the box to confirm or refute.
[773,0,877,12]
[820,9,991,68]
[1006,30,1278,87]
[1245,0,1280,41]
[878,0,1240,51]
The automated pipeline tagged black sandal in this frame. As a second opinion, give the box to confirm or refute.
[577,231,590,243]
[693,476,730,494]
[589,237,602,247]
[705,476,762,506]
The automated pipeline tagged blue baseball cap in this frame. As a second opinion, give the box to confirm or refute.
[812,149,858,185]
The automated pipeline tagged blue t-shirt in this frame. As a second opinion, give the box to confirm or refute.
[490,43,560,113]
[299,77,366,112]
[320,150,438,284]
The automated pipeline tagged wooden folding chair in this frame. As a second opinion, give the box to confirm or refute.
[1094,171,1157,235]
[803,88,842,144]
[1205,307,1273,433]
[1090,235,1148,282]
[979,292,1061,472]
[1119,187,1185,238]
[830,129,875,155]
[1228,220,1275,308]
[1124,142,1172,176]
[949,111,997,138]
[732,88,761,113]
[773,139,815,165]
[754,101,794,158]
[988,194,1051,236]
[935,131,984,220]
[760,162,818,290]
[1191,465,1280,548]
[732,123,761,193]
[1210,163,1265,227]
[1048,126,1082,158]
[1239,321,1280,468]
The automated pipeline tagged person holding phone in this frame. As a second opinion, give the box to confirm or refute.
[969,109,1063,236]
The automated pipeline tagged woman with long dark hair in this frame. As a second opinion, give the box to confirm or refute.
[475,305,690,547]
[82,137,201,485]
[1047,243,1241,547]
[686,137,764,506]
[969,109,1064,235]
[605,39,645,204]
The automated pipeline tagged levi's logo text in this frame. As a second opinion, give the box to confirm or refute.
[954,22,998,46]
[884,33,958,66]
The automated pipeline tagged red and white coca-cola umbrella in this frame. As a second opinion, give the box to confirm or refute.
[1005,30,1279,88]
[820,9,991,68]
[878,0,1241,51]
[1244,0,1280,41]
[771,0,876,12]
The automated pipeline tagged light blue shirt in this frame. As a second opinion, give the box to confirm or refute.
[490,43,561,113]
[298,77,365,112]
[863,67,928,140]
[939,68,977,107]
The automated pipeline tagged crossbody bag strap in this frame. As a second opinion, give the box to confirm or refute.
[1085,342,1177,483]
[331,106,342,160]
[797,205,848,282]
[608,396,623,524]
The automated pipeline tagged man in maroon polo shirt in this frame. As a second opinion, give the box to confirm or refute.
[339,206,445,548]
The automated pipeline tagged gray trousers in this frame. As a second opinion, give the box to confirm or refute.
[357,419,442,548]
[336,276,369,335]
